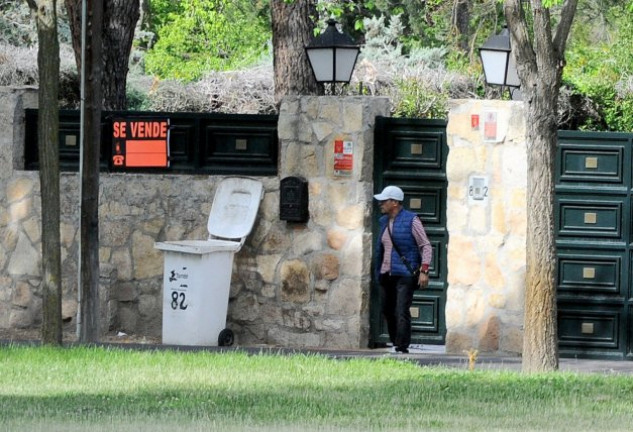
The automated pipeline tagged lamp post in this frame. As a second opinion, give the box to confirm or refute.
[305,19,360,94]
[479,26,521,99]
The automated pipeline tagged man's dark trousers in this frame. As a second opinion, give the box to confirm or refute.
[380,274,415,351]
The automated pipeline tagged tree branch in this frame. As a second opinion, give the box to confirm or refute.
[553,0,579,56]
[530,0,555,68]
[504,0,537,78]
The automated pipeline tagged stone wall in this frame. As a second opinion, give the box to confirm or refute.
[0,87,390,349]
[444,99,527,355]
[1,87,40,330]
[1,88,530,353]
[234,96,390,347]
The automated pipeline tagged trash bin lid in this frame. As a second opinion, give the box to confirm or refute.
[154,239,241,254]
[208,177,264,241]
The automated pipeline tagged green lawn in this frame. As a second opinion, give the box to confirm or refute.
[1,345,632,431]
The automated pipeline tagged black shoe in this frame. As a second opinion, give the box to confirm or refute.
[395,347,409,354]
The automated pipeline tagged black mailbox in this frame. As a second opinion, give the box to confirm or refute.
[280,176,309,222]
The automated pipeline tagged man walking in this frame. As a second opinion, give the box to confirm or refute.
[374,185,432,353]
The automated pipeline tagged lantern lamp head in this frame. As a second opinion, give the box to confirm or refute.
[478,26,521,91]
[305,19,360,85]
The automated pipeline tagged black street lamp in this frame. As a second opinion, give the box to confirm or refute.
[479,27,521,99]
[305,19,360,90]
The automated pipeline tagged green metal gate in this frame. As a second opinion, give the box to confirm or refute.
[370,116,448,347]
[556,130,633,360]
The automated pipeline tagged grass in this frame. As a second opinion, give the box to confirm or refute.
[1,346,633,431]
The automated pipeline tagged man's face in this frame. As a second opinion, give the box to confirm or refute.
[378,199,392,214]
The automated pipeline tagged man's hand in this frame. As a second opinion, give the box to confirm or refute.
[418,272,429,289]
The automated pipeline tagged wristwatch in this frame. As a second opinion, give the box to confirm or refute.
[420,268,429,275]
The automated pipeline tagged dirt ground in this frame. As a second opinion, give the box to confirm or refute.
[0,323,160,345]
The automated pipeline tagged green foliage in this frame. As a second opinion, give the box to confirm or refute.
[145,0,271,81]
[0,3,36,46]
[361,14,406,62]
[146,0,184,31]
[392,78,448,119]
[0,2,71,46]
[576,82,633,132]
[362,15,447,69]
[373,0,448,47]
[563,3,633,130]
[359,12,468,118]
[125,85,151,111]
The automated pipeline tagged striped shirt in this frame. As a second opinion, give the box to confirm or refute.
[380,216,432,275]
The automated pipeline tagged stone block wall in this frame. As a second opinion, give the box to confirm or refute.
[444,99,527,355]
[1,88,530,354]
[1,87,41,330]
[0,87,390,349]
[232,96,389,348]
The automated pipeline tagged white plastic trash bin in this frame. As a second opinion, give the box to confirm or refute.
[154,177,264,346]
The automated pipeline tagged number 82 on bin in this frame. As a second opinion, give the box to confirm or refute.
[171,290,188,310]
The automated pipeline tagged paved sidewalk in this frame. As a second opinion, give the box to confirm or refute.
[247,343,633,375]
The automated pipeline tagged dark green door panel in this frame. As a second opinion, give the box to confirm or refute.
[558,302,625,359]
[557,198,624,240]
[556,131,633,360]
[371,117,448,347]
[428,238,445,279]
[558,146,625,184]
[401,183,446,227]
[382,133,446,172]
[411,295,443,333]
[557,251,623,296]
[556,132,631,188]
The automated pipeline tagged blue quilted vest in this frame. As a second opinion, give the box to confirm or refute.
[375,209,421,277]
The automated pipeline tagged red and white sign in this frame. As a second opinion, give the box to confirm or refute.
[334,140,353,176]
[112,118,170,168]
[483,111,498,142]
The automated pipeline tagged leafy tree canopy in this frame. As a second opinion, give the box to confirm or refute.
[145,0,271,81]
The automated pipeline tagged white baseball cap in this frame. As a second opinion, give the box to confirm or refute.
[373,185,404,201]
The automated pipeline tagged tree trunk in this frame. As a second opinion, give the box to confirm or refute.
[26,0,62,345]
[453,0,470,52]
[519,23,561,372]
[504,0,579,373]
[271,0,321,103]
[522,85,559,372]
[102,0,139,110]
[136,0,150,37]
[64,0,139,110]
[64,0,81,69]
[77,0,103,343]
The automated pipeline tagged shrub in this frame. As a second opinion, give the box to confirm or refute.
[391,77,448,119]
[356,14,474,118]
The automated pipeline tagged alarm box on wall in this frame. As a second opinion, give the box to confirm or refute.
[280,176,309,223]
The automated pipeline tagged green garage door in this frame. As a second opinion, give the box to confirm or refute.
[370,117,448,347]
[556,130,633,360]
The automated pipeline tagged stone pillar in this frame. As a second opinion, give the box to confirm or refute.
[445,99,527,355]
[235,96,389,349]
[0,86,37,179]
[0,87,41,330]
